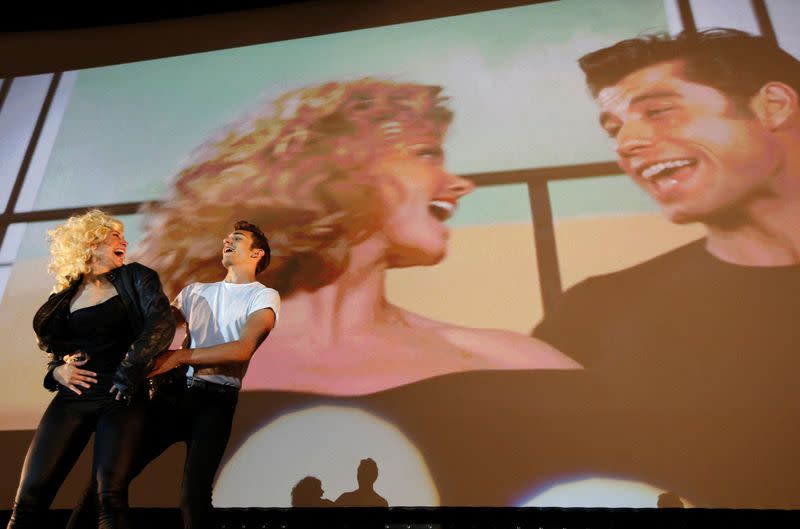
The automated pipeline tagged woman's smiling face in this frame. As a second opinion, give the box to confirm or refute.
[371,140,475,268]
[91,225,127,272]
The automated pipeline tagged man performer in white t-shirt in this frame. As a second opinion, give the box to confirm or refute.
[151,220,280,528]
[66,220,280,529]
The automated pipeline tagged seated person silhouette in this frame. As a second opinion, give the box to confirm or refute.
[335,458,389,507]
[291,476,334,507]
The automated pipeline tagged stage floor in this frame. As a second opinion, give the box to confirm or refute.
[1,507,799,529]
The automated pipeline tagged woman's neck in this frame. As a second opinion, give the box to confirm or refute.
[83,263,115,287]
[285,237,399,344]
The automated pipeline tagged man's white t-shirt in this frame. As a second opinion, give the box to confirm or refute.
[172,280,281,388]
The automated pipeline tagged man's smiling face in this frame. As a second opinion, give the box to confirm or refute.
[222,230,256,269]
[598,59,782,224]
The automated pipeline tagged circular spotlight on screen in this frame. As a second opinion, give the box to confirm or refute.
[214,405,439,507]
[518,475,693,508]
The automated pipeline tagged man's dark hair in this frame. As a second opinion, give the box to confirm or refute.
[579,28,800,104]
[234,220,271,274]
[357,458,379,485]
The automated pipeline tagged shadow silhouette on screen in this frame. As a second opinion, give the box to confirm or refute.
[334,458,389,507]
[290,476,335,507]
[657,491,685,508]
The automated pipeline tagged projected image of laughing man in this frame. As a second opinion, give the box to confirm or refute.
[535,28,800,395]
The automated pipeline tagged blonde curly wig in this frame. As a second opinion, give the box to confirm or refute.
[47,209,124,293]
[135,78,453,298]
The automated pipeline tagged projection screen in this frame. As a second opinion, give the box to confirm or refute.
[1,0,799,510]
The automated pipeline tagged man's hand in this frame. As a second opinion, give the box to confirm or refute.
[148,349,188,378]
[53,351,97,395]
[109,384,125,401]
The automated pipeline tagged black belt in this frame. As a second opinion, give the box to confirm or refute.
[186,377,239,394]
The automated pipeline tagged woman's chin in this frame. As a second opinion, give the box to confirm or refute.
[388,247,446,268]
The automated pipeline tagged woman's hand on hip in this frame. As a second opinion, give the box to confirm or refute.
[53,351,97,395]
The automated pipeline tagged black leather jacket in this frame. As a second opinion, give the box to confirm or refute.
[33,262,176,398]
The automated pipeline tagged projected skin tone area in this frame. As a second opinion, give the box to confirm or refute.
[535,28,800,363]
[134,79,580,396]
[597,59,800,260]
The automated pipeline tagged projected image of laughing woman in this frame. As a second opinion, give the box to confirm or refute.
[134,78,580,395]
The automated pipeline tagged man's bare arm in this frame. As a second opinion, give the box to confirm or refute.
[149,308,275,376]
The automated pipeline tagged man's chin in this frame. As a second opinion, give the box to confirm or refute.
[662,204,703,225]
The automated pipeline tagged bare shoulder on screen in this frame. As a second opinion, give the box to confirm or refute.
[243,303,580,395]
[398,308,582,370]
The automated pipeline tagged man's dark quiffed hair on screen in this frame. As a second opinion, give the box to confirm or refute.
[579,28,800,107]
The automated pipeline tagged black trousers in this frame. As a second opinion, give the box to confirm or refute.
[68,382,239,529]
[7,386,146,529]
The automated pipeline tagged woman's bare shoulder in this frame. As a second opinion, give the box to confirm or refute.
[398,308,582,369]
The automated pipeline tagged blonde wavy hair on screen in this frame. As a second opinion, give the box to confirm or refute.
[135,78,453,299]
[47,209,123,293]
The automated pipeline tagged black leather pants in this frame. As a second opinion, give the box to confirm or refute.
[7,386,145,529]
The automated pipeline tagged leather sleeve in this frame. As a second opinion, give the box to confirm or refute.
[43,353,65,392]
[112,265,176,398]
[33,289,73,391]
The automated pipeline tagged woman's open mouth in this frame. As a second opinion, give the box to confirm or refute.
[428,199,456,221]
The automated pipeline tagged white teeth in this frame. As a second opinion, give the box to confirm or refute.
[429,200,456,221]
[429,200,455,212]
[641,159,693,180]
[655,177,679,193]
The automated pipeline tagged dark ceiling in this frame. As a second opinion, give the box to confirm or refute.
[1,1,316,32]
